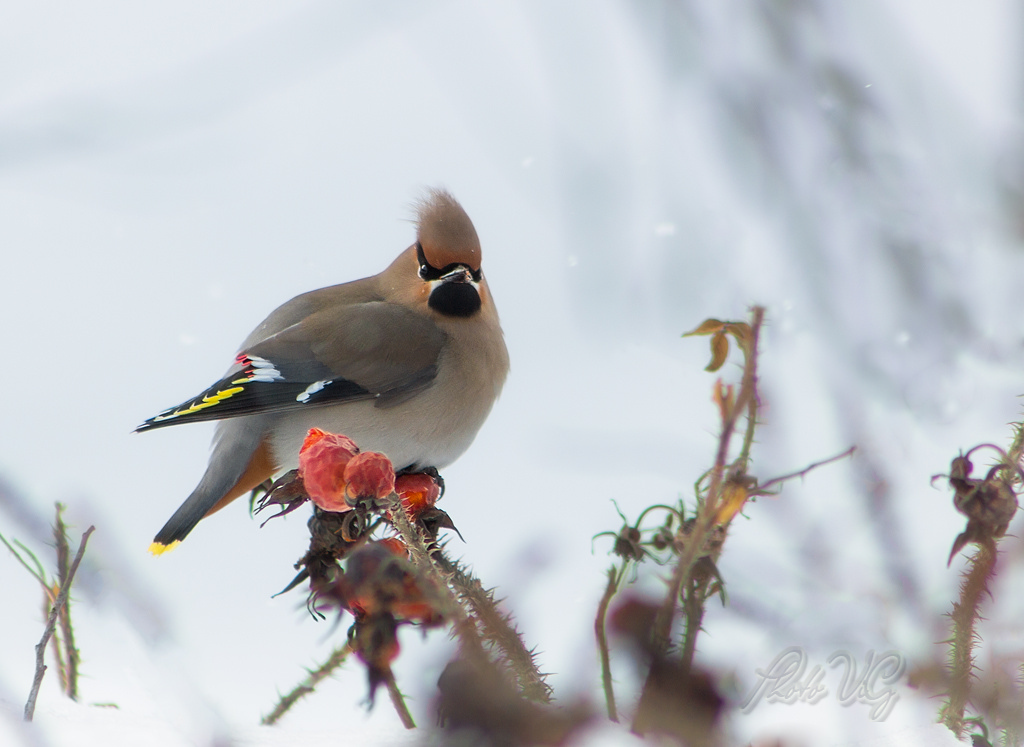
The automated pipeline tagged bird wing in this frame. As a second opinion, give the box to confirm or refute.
[136,302,446,432]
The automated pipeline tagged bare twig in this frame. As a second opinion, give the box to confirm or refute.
[595,565,621,721]
[384,671,416,729]
[24,525,94,721]
[43,582,67,699]
[757,446,857,492]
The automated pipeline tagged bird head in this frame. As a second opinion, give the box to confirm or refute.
[384,189,493,321]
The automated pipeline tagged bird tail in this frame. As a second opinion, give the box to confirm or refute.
[150,419,276,554]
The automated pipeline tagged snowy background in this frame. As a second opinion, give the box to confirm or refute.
[2,1,1024,745]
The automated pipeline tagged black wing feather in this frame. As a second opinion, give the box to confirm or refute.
[135,378,374,432]
[135,355,374,432]
[136,302,445,433]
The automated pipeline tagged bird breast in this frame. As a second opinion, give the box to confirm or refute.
[269,323,508,473]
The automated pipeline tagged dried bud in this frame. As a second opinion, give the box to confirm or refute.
[945,449,1020,565]
[339,542,444,625]
[254,469,309,525]
[650,528,671,551]
[350,612,400,703]
[613,525,645,562]
[298,428,359,512]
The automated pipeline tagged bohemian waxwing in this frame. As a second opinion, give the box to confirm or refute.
[138,189,509,554]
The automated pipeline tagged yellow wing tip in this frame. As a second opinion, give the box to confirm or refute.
[149,540,181,556]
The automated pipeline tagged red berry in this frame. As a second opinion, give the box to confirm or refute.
[298,428,360,512]
[344,451,396,504]
[395,473,441,517]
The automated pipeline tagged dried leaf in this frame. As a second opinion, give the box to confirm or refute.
[723,322,752,352]
[714,481,749,525]
[682,318,725,337]
[705,332,730,372]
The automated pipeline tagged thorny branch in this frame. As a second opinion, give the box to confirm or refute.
[53,505,80,699]
[940,540,998,737]
[588,308,855,739]
[379,493,490,669]
[936,427,1024,739]
[435,552,553,704]
[384,491,552,703]
[262,644,352,726]
[650,306,764,660]
[264,475,551,727]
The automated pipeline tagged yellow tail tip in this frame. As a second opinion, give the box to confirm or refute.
[149,540,180,556]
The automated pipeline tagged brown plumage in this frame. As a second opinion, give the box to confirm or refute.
[139,189,509,553]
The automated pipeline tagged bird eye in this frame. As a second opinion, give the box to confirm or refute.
[416,243,444,281]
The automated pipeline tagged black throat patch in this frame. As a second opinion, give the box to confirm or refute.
[429,281,481,317]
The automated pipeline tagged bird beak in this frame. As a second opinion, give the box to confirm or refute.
[438,266,476,286]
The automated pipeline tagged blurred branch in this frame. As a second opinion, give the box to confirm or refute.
[436,552,552,704]
[384,672,415,729]
[0,534,52,594]
[938,425,1024,740]
[24,524,94,721]
[53,505,80,699]
[940,540,997,737]
[262,644,352,726]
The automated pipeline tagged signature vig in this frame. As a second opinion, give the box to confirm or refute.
[740,646,905,721]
